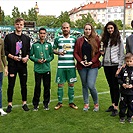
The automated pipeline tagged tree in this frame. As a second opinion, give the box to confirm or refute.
[37,15,56,27]
[4,15,12,25]
[114,20,123,30]
[75,13,96,28]
[52,11,70,28]
[11,6,21,24]
[21,12,28,21]
[0,8,4,25]
[27,8,37,22]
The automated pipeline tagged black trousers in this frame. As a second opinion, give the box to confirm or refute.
[32,71,51,107]
[119,94,133,118]
[104,66,120,106]
[7,64,27,102]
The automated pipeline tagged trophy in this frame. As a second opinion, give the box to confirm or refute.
[40,52,44,60]
[84,55,88,65]
[18,49,22,60]
[100,41,104,52]
[126,77,130,85]
[63,45,67,54]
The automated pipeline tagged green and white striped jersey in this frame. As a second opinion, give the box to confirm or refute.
[53,35,76,68]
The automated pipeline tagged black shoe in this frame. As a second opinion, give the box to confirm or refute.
[127,118,133,123]
[110,109,118,116]
[6,105,12,113]
[44,105,49,111]
[33,105,38,111]
[105,106,114,112]
[22,104,29,111]
[120,117,125,123]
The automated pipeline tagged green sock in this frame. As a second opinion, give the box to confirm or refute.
[68,86,74,103]
[57,87,63,103]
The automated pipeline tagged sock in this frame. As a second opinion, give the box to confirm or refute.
[68,86,74,103]
[57,87,63,103]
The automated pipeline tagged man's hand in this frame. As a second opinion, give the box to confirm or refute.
[22,57,29,63]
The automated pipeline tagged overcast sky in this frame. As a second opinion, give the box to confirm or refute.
[0,0,86,16]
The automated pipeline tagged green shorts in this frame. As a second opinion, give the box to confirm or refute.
[55,68,77,84]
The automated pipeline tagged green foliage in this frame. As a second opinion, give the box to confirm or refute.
[75,13,96,28]
[96,22,104,30]
[0,9,5,25]
[3,15,12,25]
[114,20,123,30]
[37,15,57,27]
[51,11,71,28]
[12,6,21,24]
[27,8,37,22]
[21,12,28,21]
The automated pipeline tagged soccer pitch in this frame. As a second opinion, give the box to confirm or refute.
[1,56,133,133]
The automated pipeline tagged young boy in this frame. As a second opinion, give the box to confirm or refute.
[117,53,133,123]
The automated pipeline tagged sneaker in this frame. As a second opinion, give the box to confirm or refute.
[54,102,63,110]
[69,103,78,109]
[33,105,38,111]
[120,118,125,123]
[127,118,133,123]
[44,105,49,111]
[93,104,99,112]
[6,105,12,113]
[0,109,7,116]
[110,109,118,116]
[105,105,114,112]
[83,104,90,111]
[22,104,29,111]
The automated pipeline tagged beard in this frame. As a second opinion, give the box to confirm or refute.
[63,31,70,36]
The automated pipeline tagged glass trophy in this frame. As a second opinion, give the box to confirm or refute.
[84,55,88,65]
[126,77,130,85]
[63,45,67,54]
[18,49,22,60]
[40,52,44,60]
[100,41,104,52]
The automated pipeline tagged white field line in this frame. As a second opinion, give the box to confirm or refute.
[3,91,109,109]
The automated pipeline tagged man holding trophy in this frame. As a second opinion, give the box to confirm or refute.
[4,18,30,113]
[53,22,78,110]
[30,27,54,111]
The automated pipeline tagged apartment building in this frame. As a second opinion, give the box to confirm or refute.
[69,0,132,27]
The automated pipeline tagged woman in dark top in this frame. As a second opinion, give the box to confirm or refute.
[74,23,101,111]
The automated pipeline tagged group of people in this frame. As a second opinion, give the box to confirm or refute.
[0,17,133,123]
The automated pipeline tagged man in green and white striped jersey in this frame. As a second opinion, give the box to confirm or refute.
[53,22,78,110]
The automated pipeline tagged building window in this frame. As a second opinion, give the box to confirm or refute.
[108,15,111,18]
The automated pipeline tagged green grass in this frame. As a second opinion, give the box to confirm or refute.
[1,55,133,133]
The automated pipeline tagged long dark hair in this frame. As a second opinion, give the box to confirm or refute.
[101,21,121,47]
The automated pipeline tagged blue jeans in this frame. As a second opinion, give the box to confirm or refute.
[78,68,98,105]
[0,72,3,108]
